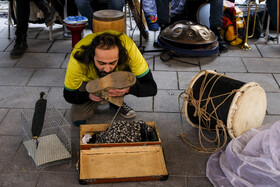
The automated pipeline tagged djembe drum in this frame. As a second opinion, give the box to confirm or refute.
[92,10,125,33]
[64,16,88,48]
[183,70,267,139]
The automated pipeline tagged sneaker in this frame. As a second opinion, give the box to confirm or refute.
[146,13,159,31]
[110,102,136,119]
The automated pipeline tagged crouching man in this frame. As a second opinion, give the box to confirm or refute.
[63,31,157,126]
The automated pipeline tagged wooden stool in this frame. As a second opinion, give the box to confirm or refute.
[92,10,125,33]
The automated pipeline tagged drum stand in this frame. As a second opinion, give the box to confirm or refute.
[138,0,164,54]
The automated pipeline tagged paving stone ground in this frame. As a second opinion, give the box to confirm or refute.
[0,12,280,187]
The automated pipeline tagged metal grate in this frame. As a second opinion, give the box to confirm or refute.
[21,107,72,168]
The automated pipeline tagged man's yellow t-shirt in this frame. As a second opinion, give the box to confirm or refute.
[64,30,149,91]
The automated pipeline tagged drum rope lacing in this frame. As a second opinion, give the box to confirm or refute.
[178,71,240,153]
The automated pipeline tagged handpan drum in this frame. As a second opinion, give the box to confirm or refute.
[183,70,267,138]
[160,20,217,45]
[92,10,125,33]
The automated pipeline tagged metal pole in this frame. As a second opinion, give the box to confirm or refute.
[277,0,279,44]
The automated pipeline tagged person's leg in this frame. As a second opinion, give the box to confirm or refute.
[209,0,223,28]
[15,0,29,37]
[170,0,187,24]
[155,0,170,29]
[142,0,157,15]
[70,100,98,126]
[10,0,29,59]
[109,0,124,11]
[209,0,228,52]
[32,0,58,26]
[142,0,159,31]
[266,0,280,29]
[75,0,94,30]
[70,82,98,126]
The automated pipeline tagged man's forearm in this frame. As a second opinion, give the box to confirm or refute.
[128,71,157,97]
[63,88,90,104]
[64,71,157,103]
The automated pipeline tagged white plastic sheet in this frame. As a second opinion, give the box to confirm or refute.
[206,121,280,187]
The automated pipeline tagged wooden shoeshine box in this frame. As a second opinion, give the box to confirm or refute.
[79,121,168,184]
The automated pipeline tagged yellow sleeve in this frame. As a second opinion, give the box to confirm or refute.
[64,31,150,91]
[121,35,149,78]
[64,53,87,91]
[64,33,97,90]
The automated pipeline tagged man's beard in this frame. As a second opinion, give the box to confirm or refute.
[99,71,110,77]
[94,63,116,77]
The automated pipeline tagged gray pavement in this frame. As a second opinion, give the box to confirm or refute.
[0,15,280,187]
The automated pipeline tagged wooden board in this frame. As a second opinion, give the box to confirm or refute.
[79,145,168,184]
[80,121,161,149]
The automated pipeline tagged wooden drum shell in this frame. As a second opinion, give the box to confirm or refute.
[92,10,125,33]
[184,70,267,139]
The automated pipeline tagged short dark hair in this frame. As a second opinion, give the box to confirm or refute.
[73,33,129,65]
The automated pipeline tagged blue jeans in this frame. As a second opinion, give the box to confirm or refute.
[171,0,187,17]
[142,0,170,27]
[142,0,156,15]
[142,0,223,28]
[266,0,280,29]
[74,0,125,30]
[209,0,223,28]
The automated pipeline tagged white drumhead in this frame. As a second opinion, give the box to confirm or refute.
[197,3,210,28]
[227,82,267,138]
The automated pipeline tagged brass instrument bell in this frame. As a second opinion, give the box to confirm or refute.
[241,0,258,50]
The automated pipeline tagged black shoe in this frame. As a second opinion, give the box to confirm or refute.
[153,40,161,48]
[33,0,58,27]
[44,8,58,27]
[10,35,28,59]
[110,102,136,119]
[218,40,228,52]
[159,24,168,33]
[211,26,228,53]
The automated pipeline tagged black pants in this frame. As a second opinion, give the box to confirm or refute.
[15,0,30,37]
[14,0,77,37]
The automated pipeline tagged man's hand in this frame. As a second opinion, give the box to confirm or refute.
[108,88,130,97]
[89,93,104,102]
